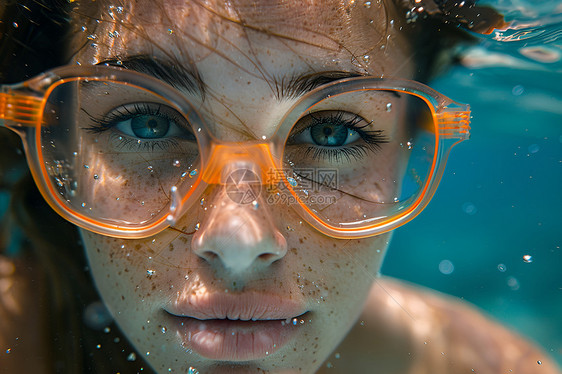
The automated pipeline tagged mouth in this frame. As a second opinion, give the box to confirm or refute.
[164,292,308,361]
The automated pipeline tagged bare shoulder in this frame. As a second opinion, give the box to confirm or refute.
[318,277,560,374]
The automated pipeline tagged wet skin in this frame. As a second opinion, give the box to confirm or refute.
[74,0,414,373]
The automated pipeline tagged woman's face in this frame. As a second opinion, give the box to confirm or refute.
[75,1,414,373]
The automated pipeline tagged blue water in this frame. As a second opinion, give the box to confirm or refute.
[383,0,562,365]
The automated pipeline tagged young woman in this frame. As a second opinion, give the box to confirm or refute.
[0,0,559,373]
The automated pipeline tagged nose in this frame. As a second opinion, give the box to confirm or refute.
[191,184,288,275]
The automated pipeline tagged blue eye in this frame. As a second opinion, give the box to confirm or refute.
[286,110,387,163]
[308,121,361,146]
[88,102,196,144]
[129,115,170,139]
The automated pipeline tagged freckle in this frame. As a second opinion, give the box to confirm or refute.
[290,248,297,255]
[96,248,101,253]
[124,268,129,272]
[151,284,156,291]
[299,238,303,244]
[319,260,323,263]
[142,326,145,330]
[121,295,125,300]
[135,244,141,250]
[118,271,122,276]
[169,243,174,251]
[332,243,337,248]
[307,266,312,272]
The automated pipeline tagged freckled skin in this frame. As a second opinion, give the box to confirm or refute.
[76,0,412,373]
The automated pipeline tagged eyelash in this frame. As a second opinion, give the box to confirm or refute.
[289,111,388,163]
[84,103,190,151]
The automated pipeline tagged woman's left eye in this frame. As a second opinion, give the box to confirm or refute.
[293,115,362,147]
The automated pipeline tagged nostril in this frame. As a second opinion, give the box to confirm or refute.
[200,251,219,262]
[258,252,279,262]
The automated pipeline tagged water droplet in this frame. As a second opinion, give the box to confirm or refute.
[104,327,111,333]
[361,55,370,64]
[200,198,205,206]
[83,164,89,169]
[363,1,372,8]
[438,259,454,275]
[127,352,137,361]
[161,326,168,333]
[87,34,96,40]
[287,177,298,187]
[188,367,199,374]
[523,254,533,263]
[81,202,86,208]
[194,223,200,231]
[497,264,507,272]
[93,174,99,180]
[147,165,153,172]
[386,102,392,112]
[252,200,259,210]
[96,344,101,349]
[335,352,340,359]
[173,160,181,167]
[167,28,174,34]
[406,141,413,150]
[147,269,156,276]
[6,348,11,354]
[12,22,18,28]
[286,226,294,231]
[537,361,542,365]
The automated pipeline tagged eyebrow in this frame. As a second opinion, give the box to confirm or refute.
[98,55,205,96]
[98,55,363,100]
[274,71,365,100]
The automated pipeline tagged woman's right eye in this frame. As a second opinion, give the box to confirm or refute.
[87,102,196,144]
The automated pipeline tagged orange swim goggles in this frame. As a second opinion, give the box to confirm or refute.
[0,65,470,239]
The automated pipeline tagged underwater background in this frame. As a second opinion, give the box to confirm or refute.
[383,0,562,366]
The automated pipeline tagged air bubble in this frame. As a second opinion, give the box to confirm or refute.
[528,144,540,154]
[127,352,137,361]
[507,276,520,290]
[497,264,507,272]
[523,254,533,263]
[438,259,454,275]
[512,85,524,96]
[462,202,477,215]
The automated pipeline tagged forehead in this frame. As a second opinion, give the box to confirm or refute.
[72,0,413,137]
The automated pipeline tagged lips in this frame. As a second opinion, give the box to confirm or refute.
[165,292,307,361]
